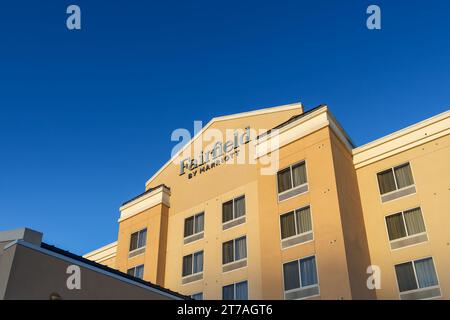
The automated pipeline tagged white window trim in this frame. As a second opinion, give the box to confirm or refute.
[222,195,246,225]
[223,280,248,300]
[129,228,147,253]
[384,206,428,249]
[394,256,441,296]
[182,250,204,278]
[276,160,308,196]
[282,254,320,299]
[222,236,248,266]
[279,205,314,242]
[128,264,144,278]
[376,162,416,197]
[184,212,205,239]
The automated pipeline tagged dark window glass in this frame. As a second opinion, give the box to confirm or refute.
[394,163,414,189]
[386,213,407,241]
[277,167,292,193]
[234,237,247,261]
[414,258,438,289]
[296,206,312,234]
[222,240,234,264]
[138,229,147,248]
[234,196,245,218]
[292,162,307,187]
[222,200,234,223]
[182,255,193,277]
[193,251,204,274]
[300,256,318,287]
[235,281,248,300]
[195,212,204,233]
[283,261,300,291]
[135,265,144,279]
[377,169,397,195]
[280,212,296,239]
[222,284,234,300]
[184,216,194,237]
[129,232,138,251]
[395,262,418,292]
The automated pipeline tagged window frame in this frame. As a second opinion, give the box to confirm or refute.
[384,206,427,248]
[222,195,246,225]
[222,236,247,266]
[184,212,205,239]
[222,280,248,300]
[276,160,308,199]
[376,162,416,197]
[127,264,145,279]
[279,205,314,242]
[282,255,320,298]
[394,256,440,296]
[182,250,204,278]
[129,228,147,253]
[191,292,203,300]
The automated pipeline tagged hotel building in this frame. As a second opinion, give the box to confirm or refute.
[84,102,450,300]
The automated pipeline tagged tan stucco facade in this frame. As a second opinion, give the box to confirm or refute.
[85,102,450,300]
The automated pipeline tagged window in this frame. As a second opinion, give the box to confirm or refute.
[277,161,307,194]
[386,207,426,241]
[129,228,147,252]
[222,281,248,300]
[222,236,247,265]
[191,292,203,300]
[395,257,438,293]
[182,251,204,277]
[184,212,204,238]
[377,163,414,195]
[222,195,245,223]
[280,206,312,239]
[127,264,144,279]
[283,256,318,292]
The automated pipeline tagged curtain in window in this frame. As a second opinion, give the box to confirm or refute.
[395,262,418,292]
[135,265,144,279]
[192,293,203,300]
[235,237,247,261]
[300,256,318,287]
[138,229,147,248]
[415,258,438,289]
[182,255,193,276]
[222,284,234,300]
[296,206,312,234]
[283,261,300,291]
[235,281,248,300]
[280,212,296,239]
[129,232,138,251]
[403,207,425,235]
[386,213,407,240]
[222,241,234,264]
[292,162,307,187]
[193,251,203,273]
[377,170,397,194]
[223,201,233,223]
[195,213,204,233]
[234,196,246,218]
[184,217,194,237]
[277,168,292,193]
[394,163,414,189]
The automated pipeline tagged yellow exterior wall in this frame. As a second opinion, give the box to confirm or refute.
[84,104,449,300]
[355,134,450,299]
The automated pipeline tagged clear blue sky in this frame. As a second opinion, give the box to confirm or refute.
[0,1,449,255]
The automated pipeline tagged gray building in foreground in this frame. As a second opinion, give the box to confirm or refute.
[0,228,187,300]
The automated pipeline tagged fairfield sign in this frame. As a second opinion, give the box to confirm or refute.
[179,128,251,179]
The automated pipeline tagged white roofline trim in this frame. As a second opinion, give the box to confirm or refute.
[145,102,303,188]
